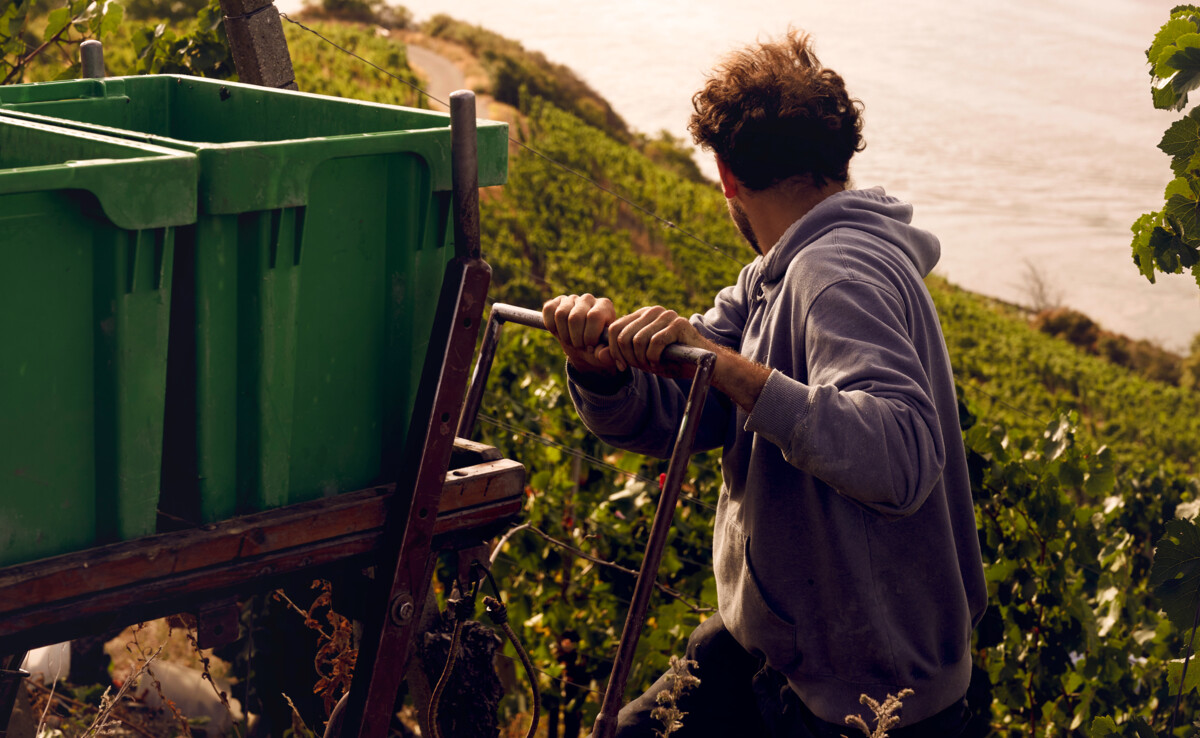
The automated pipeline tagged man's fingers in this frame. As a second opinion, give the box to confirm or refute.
[543,298,688,376]
[567,294,597,347]
[542,296,564,338]
[611,307,664,370]
[584,298,614,346]
[608,309,646,371]
[542,295,622,375]
[646,313,686,364]
[633,311,677,367]
[552,295,579,347]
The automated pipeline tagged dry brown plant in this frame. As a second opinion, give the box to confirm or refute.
[843,688,915,738]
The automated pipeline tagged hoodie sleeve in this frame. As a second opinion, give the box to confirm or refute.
[565,268,755,458]
[743,277,946,517]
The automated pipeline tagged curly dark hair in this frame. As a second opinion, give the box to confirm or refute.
[688,31,865,192]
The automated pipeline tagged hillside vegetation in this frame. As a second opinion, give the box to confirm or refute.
[384,19,1200,736]
[5,3,1200,734]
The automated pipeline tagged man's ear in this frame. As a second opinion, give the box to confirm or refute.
[716,157,739,199]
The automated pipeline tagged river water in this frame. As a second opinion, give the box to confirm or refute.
[288,0,1200,351]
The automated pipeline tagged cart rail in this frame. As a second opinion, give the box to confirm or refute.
[0,440,523,656]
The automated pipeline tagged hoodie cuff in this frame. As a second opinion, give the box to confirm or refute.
[744,369,813,448]
[566,361,634,405]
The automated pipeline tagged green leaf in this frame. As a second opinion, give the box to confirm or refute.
[1154,81,1182,110]
[1165,193,1200,239]
[1151,518,1200,631]
[1159,116,1200,162]
[1084,447,1115,496]
[52,61,80,79]
[1089,716,1119,737]
[1150,17,1199,77]
[1131,213,1161,282]
[1167,656,1200,695]
[42,6,70,41]
[99,0,122,38]
[1041,415,1072,462]
[1131,718,1156,738]
[1166,176,1194,200]
[1170,41,1200,106]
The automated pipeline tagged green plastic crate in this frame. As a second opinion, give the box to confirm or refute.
[0,75,508,523]
[0,116,198,566]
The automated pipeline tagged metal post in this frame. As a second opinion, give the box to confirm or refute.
[450,90,481,261]
[591,353,715,738]
[79,40,104,79]
[337,91,492,738]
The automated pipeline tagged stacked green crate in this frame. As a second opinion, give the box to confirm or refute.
[0,116,197,565]
[0,75,508,523]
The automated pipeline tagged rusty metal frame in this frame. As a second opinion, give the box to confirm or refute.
[458,303,717,738]
[334,90,492,738]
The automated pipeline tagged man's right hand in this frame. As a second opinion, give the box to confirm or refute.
[542,294,623,375]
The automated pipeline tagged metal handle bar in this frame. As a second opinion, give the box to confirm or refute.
[457,303,716,738]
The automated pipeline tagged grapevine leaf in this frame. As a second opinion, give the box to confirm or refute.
[1132,720,1156,738]
[42,6,70,42]
[1167,657,1200,695]
[52,61,80,80]
[1158,115,1200,162]
[1083,447,1115,496]
[1130,218,1158,283]
[1089,716,1119,737]
[1150,518,1200,631]
[1165,193,1200,239]
[1041,415,1072,462]
[99,0,122,38]
[1166,176,1194,200]
[1180,240,1200,267]
[1150,18,1199,77]
[1155,81,1182,110]
[1,35,23,55]
[1170,40,1200,107]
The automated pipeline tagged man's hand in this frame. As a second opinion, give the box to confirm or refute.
[607,306,708,376]
[542,294,619,375]
[609,306,771,412]
[543,297,770,412]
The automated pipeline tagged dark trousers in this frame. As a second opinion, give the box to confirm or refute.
[604,613,974,738]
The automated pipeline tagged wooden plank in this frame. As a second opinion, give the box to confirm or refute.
[0,454,524,653]
[449,438,503,467]
[0,487,390,614]
[438,458,525,514]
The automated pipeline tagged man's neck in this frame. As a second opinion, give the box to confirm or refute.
[746,180,845,256]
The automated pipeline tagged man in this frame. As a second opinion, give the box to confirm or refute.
[543,31,986,737]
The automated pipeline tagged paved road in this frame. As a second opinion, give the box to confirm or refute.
[405,44,465,104]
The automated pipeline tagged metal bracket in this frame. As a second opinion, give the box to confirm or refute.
[196,598,242,650]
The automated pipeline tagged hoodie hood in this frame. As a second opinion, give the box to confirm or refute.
[756,187,941,285]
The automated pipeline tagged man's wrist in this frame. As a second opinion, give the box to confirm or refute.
[711,347,771,413]
[567,363,633,395]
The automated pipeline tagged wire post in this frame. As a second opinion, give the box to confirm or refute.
[79,40,104,78]
[450,90,481,261]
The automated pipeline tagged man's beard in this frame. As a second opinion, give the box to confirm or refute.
[728,198,760,255]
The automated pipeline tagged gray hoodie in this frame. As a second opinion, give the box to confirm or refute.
[567,187,987,727]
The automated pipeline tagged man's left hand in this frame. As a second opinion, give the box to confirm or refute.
[607,306,710,377]
[609,305,771,413]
